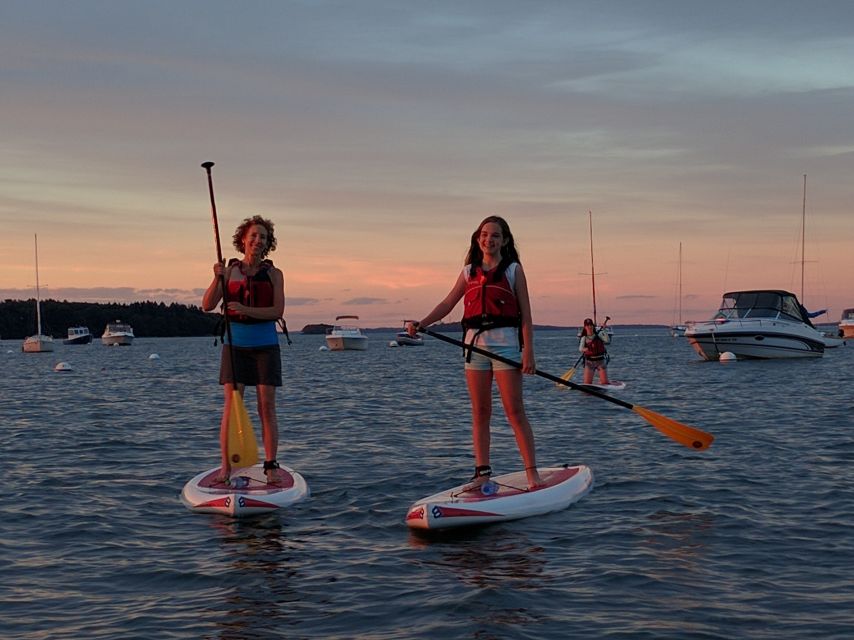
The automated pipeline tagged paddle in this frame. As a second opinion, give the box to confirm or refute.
[557,316,610,385]
[419,327,714,451]
[202,161,259,469]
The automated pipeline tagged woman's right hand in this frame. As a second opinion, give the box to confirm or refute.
[406,321,421,337]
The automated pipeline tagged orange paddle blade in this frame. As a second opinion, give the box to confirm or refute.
[633,406,714,451]
[227,390,259,467]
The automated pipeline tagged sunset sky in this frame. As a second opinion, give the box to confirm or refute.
[2,1,852,328]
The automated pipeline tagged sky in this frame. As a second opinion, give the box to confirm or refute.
[2,0,853,328]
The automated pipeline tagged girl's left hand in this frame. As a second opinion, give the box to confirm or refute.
[521,348,536,374]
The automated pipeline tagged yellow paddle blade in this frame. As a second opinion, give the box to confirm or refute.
[554,367,577,387]
[633,406,714,451]
[632,405,715,451]
[227,390,259,467]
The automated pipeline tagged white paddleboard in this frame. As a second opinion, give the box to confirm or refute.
[576,380,627,392]
[181,463,309,517]
[405,465,593,530]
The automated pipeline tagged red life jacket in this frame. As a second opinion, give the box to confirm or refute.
[583,334,607,360]
[461,261,521,331]
[225,259,275,324]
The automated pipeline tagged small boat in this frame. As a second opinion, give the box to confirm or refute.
[838,308,854,340]
[685,290,825,360]
[101,320,134,346]
[63,326,92,345]
[22,234,54,353]
[325,315,368,351]
[394,330,423,346]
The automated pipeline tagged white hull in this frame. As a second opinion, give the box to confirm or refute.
[395,332,423,346]
[181,463,309,517]
[686,319,825,360]
[22,335,54,353]
[325,335,368,351]
[405,465,593,530]
[821,333,846,348]
[102,321,134,346]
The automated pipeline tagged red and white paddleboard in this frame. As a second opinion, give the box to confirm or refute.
[405,465,593,530]
[181,463,309,517]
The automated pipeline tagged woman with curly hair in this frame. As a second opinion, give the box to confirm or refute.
[202,215,285,483]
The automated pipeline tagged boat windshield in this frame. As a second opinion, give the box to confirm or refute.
[717,292,806,322]
[843,309,854,321]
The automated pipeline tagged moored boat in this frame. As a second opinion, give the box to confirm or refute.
[22,234,54,354]
[64,326,92,345]
[839,308,854,340]
[102,320,134,346]
[685,290,825,360]
[395,330,424,346]
[325,315,368,351]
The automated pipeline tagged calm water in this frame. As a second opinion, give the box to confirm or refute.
[1,330,852,639]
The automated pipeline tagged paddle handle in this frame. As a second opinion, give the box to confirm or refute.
[202,162,237,364]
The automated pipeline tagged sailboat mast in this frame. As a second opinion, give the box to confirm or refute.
[677,242,683,324]
[801,174,806,302]
[588,211,597,325]
[34,233,42,335]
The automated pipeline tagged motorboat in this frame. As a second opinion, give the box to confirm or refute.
[685,290,825,360]
[325,315,368,351]
[102,320,134,346]
[22,234,54,353]
[839,308,854,340]
[64,326,92,345]
[395,331,424,346]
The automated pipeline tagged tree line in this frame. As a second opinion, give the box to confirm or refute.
[1,299,219,339]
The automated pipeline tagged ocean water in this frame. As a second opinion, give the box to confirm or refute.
[1,329,852,639]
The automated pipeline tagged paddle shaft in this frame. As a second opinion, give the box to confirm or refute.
[202,161,238,379]
[422,328,633,409]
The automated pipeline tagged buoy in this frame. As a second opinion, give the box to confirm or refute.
[319,346,329,351]
[54,362,73,372]
[148,353,160,360]
[389,341,399,347]
[719,352,737,362]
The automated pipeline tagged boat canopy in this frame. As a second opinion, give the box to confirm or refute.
[717,290,809,324]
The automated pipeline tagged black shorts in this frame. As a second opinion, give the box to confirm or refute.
[219,345,282,387]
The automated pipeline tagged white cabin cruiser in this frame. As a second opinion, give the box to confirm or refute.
[325,315,368,351]
[685,290,825,360]
[101,320,134,346]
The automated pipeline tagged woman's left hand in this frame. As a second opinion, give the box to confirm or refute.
[521,347,536,374]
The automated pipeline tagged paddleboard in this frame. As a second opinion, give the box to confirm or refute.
[181,463,309,517]
[576,380,627,392]
[405,465,593,530]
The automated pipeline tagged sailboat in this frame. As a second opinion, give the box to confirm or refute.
[22,234,54,353]
[797,175,844,348]
[670,242,687,337]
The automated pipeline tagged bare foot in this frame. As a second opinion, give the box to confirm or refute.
[526,468,545,490]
